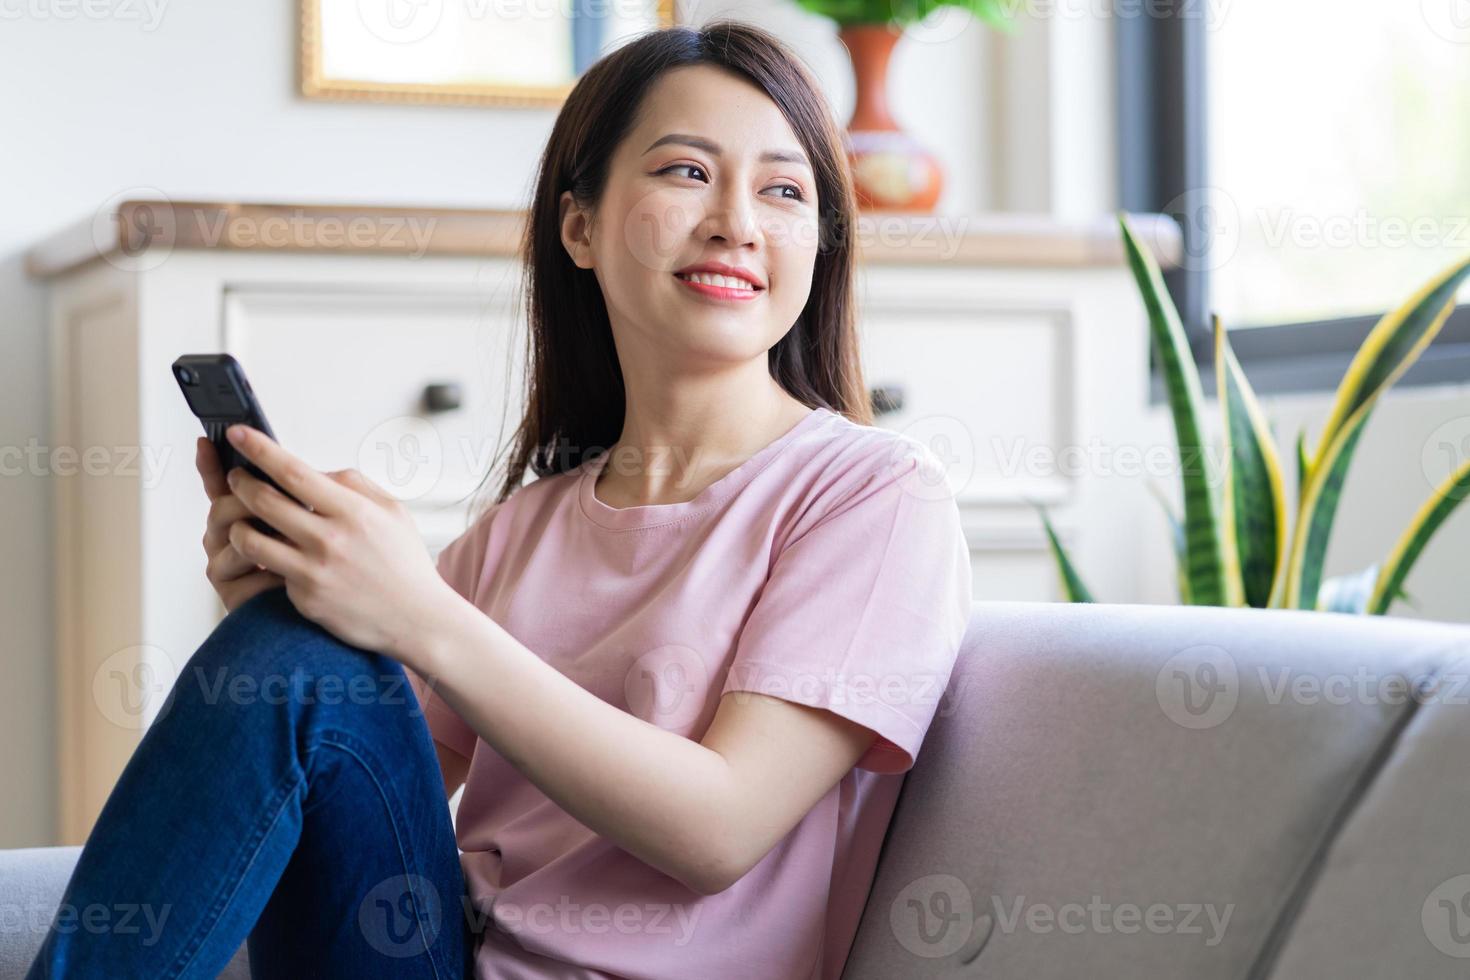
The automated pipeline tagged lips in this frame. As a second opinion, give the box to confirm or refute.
[673,274,763,302]
[673,272,759,292]
[671,261,765,290]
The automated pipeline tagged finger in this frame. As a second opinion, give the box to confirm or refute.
[227,518,312,581]
[330,468,396,508]
[195,437,230,502]
[204,495,253,553]
[225,569,287,605]
[225,425,356,518]
[227,468,328,551]
[207,538,259,582]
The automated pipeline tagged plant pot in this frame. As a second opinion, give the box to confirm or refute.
[838,22,944,212]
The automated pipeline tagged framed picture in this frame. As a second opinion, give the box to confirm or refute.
[300,0,677,108]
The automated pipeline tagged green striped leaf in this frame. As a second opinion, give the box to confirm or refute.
[1281,403,1371,608]
[1031,502,1095,603]
[1368,456,1470,615]
[1313,255,1470,468]
[1214,315,1286,608]
[1119,213,1227,605]
[1280,254,1470,608]
[1294,429,1310,509]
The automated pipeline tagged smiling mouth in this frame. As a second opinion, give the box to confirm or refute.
[672,272,764,301]
[673,271,762,291]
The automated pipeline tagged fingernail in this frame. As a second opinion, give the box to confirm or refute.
[227,425,244,445]
[227,469,239,487]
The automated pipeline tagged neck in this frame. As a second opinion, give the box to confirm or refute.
[595,381,811,507]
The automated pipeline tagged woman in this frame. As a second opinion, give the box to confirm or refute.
[29,20,972,980]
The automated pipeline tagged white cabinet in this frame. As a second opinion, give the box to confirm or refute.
[28,201,1177,843]
[222,281,526,541]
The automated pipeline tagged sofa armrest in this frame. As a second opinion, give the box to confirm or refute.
[0,846,249,979]
[0,846,82,978]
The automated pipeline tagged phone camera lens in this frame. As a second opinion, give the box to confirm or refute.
[178,367,197,385]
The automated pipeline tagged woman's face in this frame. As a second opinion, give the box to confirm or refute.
[560,64,821,372]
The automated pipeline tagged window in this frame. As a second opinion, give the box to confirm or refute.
[1119,0,1470,395]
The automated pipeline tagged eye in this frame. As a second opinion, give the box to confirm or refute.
[658,163,709,182]
[657,164,807,203]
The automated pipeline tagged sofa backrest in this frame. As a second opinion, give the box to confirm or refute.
[841,600,1470,979]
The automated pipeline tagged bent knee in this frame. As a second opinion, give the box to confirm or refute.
[191,588,401,689]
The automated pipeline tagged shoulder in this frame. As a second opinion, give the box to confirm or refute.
[785,410,955,531]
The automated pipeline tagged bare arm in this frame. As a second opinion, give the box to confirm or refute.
[406,596,874,896]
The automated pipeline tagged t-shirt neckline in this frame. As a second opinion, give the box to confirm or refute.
[577,406,832,531]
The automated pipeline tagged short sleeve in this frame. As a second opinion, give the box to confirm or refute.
[405,511,494,760]
[719,443,973,774]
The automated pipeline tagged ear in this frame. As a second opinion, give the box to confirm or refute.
[559,190,595,270]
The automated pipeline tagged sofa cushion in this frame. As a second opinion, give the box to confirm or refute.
[1264,651,1470,977]
[842,601,1470,979]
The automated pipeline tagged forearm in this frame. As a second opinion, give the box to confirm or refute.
[404,593,742,895]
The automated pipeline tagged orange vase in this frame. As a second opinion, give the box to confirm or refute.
[838,22,944,212]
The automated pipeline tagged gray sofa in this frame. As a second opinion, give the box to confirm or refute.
[5,600,1470,978]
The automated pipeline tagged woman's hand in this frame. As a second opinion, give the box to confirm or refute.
[218,423,459,665]
[196,437,287,613]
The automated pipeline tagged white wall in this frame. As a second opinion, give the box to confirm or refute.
[0,2,1008,845]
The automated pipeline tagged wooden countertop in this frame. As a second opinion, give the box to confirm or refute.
[26,199,1182,279]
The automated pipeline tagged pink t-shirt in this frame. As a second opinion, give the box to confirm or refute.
[409,405,972,980]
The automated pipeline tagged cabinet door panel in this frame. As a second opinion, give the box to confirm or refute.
[223,287,524,542]
[857,296,1076,508]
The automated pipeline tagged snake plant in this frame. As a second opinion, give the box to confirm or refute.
[1037,213,1470,615]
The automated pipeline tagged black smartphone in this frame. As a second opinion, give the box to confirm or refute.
[172,353,305,539]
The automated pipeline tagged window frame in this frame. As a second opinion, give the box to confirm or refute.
[1115,0,1470,401]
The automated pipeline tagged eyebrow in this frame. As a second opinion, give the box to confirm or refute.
[643,132,812,170]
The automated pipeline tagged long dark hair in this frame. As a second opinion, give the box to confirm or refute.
[472,19,870,519]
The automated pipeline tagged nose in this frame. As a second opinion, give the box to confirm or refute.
[701,184,760,249]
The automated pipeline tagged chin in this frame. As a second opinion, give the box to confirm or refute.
[668,325,775,362]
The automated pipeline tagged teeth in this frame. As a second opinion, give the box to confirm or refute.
[676,272,757,291]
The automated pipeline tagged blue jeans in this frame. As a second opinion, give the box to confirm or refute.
[26,586,475,979]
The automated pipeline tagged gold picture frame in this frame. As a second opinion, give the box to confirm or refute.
[300,0,677,108]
